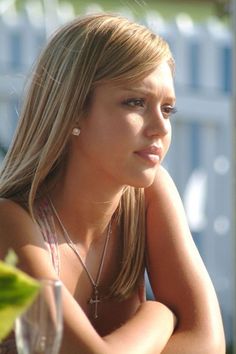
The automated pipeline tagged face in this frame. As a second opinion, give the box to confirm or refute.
[72,61,176,189]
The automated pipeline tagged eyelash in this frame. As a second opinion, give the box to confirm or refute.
[162,105,178,118]
[122,98,177,118]
[122,98,145,108]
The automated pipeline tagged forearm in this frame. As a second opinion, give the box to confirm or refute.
[160,291,226,354]
[60,289,176,354]
[160,302,226,354]
[60,300,176,354]
[103,300,176,354]
[161,327,226,354]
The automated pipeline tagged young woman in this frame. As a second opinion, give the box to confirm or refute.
[0,13,225,354]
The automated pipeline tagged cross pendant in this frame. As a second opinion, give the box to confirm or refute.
[88,287,101,319]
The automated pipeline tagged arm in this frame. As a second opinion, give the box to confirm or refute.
[145,166,226,354]
[0,198,175,354]
[61,294,176,354]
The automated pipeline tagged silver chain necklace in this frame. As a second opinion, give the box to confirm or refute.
[49,198,112,319]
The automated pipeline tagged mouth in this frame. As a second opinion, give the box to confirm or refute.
[134,144,162,166]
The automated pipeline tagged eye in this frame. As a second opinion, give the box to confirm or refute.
[162,104,177,118]
[122,98,145,108]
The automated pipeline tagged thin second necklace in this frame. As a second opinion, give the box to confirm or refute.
[49,198,112,319]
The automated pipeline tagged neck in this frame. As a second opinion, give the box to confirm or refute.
[48,145,128,245]
[49,174,123,246]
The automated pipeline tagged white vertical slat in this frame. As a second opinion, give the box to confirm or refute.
[19,9,45,70]
[0,17,10,72]
[166,119,193,195]
[171,14,198,90]
[0,99,14,148]
[199,18,232,93]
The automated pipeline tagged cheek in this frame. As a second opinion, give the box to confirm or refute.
[122,114,144,135]
[103,113,144,142]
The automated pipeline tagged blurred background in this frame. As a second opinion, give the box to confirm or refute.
[0,0,235,352]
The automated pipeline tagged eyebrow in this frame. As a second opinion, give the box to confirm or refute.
[120,87,176,103]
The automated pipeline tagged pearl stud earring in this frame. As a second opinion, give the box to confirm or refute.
[72,127,81,136]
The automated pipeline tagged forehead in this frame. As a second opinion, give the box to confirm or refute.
[124,62,175,99]
[92,62,175,101]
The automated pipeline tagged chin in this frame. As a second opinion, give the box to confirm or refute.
[127,170,157,189]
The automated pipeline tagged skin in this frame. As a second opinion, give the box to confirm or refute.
[0,62,225,353]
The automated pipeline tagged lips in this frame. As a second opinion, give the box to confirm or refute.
[134,144,163,166]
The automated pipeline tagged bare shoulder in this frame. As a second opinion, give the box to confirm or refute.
[0,198,56,279]
[0,197,36,234]
[0,198,33,256]
[144,165,186,221]
[145,165,181,198]
[144,165,193,262]
[0,197,30,222]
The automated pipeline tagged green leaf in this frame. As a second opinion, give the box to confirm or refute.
[0,261,40,341]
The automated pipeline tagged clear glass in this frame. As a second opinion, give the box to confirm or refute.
[15,279,63,354]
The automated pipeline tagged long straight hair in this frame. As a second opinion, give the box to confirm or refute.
[0,13,174,299]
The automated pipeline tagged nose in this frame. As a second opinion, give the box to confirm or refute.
[144,108,171,138]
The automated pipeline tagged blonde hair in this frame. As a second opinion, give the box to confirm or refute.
[0,13,174,299]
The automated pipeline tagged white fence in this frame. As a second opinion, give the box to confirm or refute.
[0,3,234,346]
